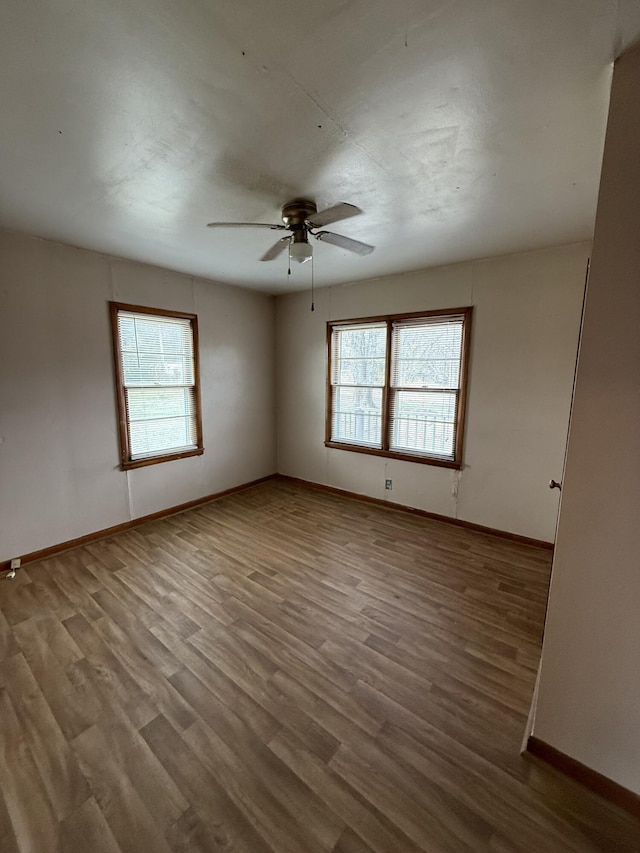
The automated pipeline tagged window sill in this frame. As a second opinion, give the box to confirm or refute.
[120,447,204,471]
[324,441,461,469]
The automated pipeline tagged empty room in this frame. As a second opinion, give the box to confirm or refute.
[1,2,639,851]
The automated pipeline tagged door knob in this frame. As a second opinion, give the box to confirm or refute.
[549,479,562,490]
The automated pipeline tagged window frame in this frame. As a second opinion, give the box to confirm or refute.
[109,301,204,471]
[325,307,472,469]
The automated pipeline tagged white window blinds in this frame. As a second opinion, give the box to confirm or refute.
[389,317,464,459]
[330,322,387,448]
[327,309,470,465]
[116,310,199,460]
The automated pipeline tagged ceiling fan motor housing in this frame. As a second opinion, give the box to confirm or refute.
[281,199,317,230]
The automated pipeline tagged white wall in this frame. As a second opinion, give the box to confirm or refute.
[533,47,640,793]
[0,231,276,562]
[276,243,588,542]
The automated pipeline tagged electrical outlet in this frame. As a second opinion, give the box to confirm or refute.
[10,558,20,570]
[385,479,392,490]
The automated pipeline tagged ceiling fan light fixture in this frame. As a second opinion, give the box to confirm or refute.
[289,240,313,264]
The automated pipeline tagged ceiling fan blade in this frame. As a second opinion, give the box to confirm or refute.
[307,203,361,228]
[206,222,286,230]
[314,231,374,255]
[260,236,291,261]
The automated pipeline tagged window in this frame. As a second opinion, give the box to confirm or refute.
[110,302,204,469]
[327,308,472,468]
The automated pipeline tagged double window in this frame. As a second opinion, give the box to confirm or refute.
[110,303,204,469]
[326,308,472,468]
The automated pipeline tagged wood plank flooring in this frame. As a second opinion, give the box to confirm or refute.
[0,478,638,852]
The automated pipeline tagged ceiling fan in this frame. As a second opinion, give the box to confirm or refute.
[207,199,374,264]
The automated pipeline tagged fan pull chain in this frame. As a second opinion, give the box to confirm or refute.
[311,253,315,312]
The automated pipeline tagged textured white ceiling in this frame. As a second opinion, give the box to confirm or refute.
[1,1,640,293]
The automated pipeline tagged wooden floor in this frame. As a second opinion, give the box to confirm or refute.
[0,479,638,853]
